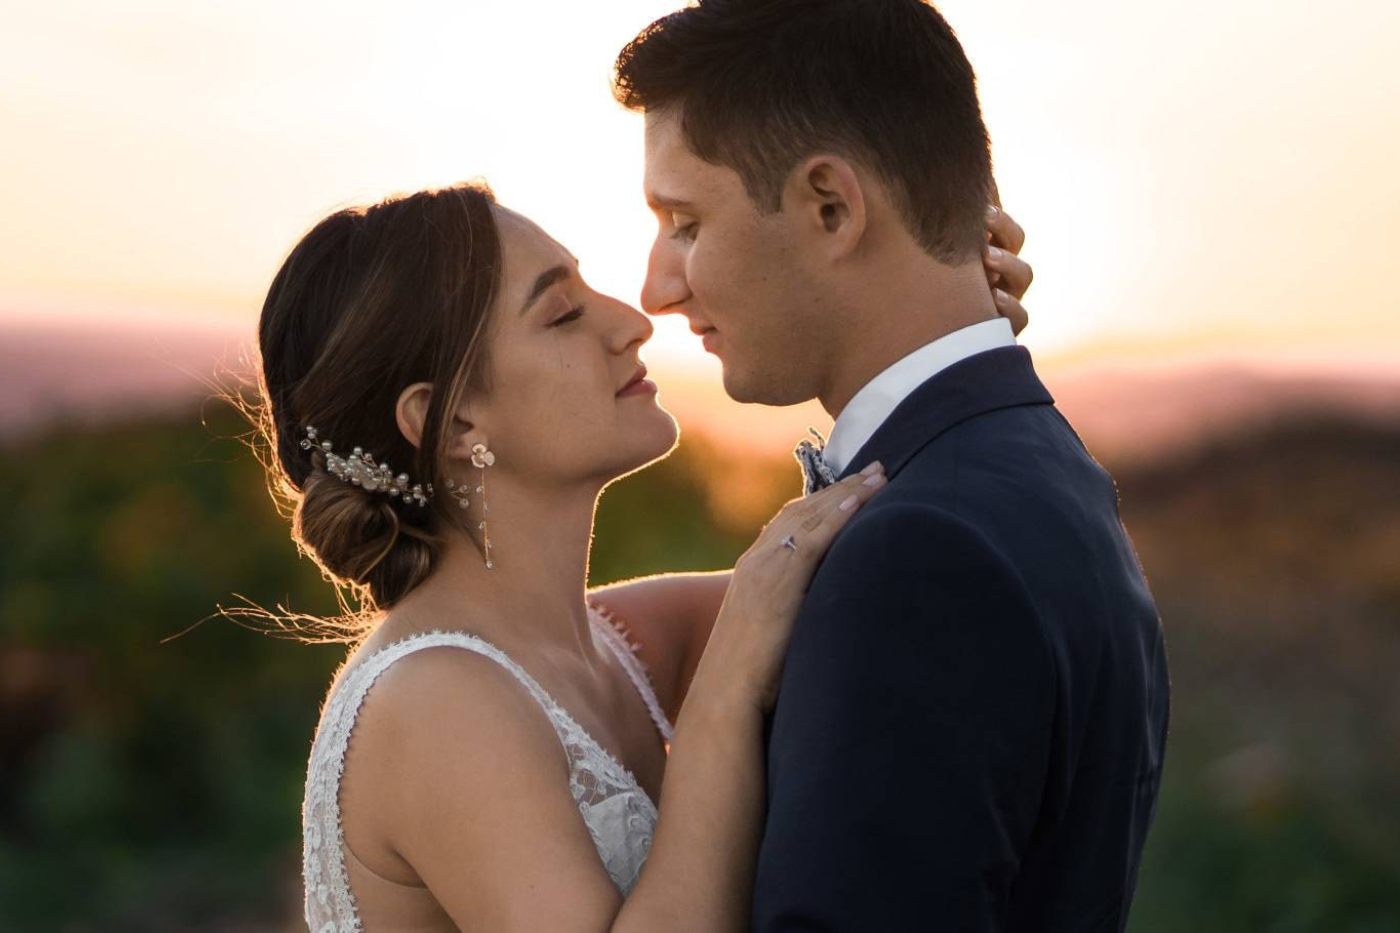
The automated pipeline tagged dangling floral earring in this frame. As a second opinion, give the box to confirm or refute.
[470,442,496,569]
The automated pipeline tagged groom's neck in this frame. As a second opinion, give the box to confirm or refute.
[817,253,1000,420]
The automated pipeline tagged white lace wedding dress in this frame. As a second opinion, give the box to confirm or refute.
[301,603,675,932]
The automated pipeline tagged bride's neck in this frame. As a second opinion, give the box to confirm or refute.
[386,476,603,660]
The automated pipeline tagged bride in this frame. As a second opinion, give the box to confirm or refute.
[253,180,1030,930]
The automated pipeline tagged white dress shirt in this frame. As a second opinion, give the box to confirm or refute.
[821,318,1017,475]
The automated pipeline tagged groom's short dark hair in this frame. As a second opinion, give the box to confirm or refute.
[613,0,992,263]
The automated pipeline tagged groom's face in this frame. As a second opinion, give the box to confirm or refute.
[640,112,828,406]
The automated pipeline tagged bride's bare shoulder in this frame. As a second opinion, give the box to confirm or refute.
[335,636,620,925]
[336,639,567,864]
[344,636,564,771]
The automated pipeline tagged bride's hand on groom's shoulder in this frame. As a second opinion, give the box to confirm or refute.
[690,463,889,716]
[984,204,1033,336]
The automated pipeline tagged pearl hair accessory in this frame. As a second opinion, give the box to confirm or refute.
[299,426,432,507]
[442,475,471,510]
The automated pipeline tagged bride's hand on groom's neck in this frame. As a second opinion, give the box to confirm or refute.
[984,204,1033,336]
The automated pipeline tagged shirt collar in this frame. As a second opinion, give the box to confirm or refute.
[822,317,1017,475]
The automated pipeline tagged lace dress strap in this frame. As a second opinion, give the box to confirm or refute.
[302,630,577,931]
[588,601,676,745]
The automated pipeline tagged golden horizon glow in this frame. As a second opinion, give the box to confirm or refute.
[1,0,1397,375]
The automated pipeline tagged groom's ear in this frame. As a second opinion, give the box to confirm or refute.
[789,154,867,261]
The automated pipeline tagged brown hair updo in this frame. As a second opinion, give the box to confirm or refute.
[251,181,501,628]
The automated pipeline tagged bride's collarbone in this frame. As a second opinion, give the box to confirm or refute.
[533,653,668,788]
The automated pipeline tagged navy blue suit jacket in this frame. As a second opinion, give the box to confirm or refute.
[752,346,1170,932]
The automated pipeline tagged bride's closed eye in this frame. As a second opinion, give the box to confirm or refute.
[550,305,587,327]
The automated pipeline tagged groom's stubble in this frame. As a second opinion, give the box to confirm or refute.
[640,110,844,410]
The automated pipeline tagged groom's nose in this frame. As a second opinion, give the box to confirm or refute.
[640,234,690,317]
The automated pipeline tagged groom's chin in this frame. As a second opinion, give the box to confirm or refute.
[721,367,812,408]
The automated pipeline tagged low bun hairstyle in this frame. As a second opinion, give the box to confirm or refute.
[246,181,502,636]
[292,469,435,601]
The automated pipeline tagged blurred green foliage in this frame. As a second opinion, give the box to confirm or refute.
[0,404,1396,930]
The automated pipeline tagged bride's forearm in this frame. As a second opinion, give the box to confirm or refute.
[587,571,733,722]
[611,664,764,933]
[587,571,731,638]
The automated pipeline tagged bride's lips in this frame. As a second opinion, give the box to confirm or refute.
[616,364,658,398]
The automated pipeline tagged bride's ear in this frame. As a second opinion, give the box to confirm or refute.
[394,382,435,451]
[394,381,431,448]
[443,402,487,461]
[396,381,488,459]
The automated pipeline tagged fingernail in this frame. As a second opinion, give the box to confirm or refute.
[995,288,1009,304]
[860,460,883,476]
[987,245,1004,262]
[987,204,999,217]
[864,472,886,487]
[839,494,860,511]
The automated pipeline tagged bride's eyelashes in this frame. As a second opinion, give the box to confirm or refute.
[549,304,587,327]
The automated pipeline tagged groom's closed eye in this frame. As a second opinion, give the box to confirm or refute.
[671,218,698,242]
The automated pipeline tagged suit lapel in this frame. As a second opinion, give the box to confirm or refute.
[835,346,1055,482]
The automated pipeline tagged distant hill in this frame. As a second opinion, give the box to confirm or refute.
[1048,363,1400,466]
[2,318,1397,462]
[1116,413,1400,678]
[0,318,253,439]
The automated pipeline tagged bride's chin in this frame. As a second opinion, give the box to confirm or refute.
[614,411,681,477]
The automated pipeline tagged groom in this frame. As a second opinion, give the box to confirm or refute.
[616,0,1169,930]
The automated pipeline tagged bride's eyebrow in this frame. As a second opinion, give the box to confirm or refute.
[519,255,582,316]
[520,265,572,315]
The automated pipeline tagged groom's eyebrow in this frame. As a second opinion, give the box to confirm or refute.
[520,259,579,315]
[646,194,692,213]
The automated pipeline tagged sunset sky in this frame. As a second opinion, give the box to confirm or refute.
[1,0,1397,390]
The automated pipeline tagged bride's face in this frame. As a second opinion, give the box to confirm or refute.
[464,206,678,486]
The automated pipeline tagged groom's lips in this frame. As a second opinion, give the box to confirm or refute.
[691,324,719,354]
